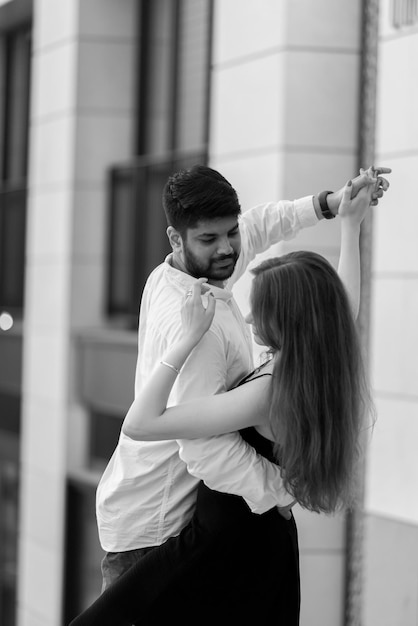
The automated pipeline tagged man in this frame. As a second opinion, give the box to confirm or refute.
[96,164,390,589]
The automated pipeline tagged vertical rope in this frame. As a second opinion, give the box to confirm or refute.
[344,1,380,625]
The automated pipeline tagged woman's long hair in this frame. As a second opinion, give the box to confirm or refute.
[250,251,373,514]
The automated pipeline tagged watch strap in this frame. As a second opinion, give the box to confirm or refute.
[317,190,335,219]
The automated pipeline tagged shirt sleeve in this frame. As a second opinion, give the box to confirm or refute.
[178,434,295,513]
[172,327,228,402]
[174,328,294,513]
[230,195,318,285]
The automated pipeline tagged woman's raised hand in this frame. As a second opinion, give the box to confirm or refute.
[181,278,216,344]
[338,179,374,226]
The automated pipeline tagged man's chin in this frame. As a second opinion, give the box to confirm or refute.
[208,267,235,281]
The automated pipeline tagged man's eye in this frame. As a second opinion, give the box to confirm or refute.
[200,238,215,244]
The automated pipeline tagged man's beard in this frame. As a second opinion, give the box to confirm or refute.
[183,245,239,281]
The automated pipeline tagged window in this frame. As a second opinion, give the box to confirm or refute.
[89,411,123,471]
[107,0,213,325]
[137,0,213,157]
[0,394,20,626]
[0,20,31,626]
[64,409,123,619]
[108,152,207,325]
[392,0,418,27]
[63,482,104,623]
[0,25,31,317]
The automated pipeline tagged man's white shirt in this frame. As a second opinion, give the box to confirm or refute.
[96,196,318,552]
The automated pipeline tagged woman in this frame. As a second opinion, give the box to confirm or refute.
[70,182,375,625]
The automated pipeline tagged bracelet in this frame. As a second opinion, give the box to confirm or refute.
[317,190,335,219]
[160,361,180,375]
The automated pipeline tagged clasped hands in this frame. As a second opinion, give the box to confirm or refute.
[352,165,391,205]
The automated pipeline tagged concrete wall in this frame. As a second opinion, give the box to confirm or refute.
[363,1,418,624]
[17,1,137,624]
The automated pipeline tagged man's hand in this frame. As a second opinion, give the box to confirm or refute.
[327,166,391,215]
[356,166,391,205]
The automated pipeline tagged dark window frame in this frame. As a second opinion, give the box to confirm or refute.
[0,23,31,316]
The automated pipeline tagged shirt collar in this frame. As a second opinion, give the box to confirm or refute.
[163,254,233,303]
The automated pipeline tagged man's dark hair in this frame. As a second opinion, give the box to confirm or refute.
[162,165,241,234]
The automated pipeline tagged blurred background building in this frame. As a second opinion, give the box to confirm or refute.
[0,0,416,624]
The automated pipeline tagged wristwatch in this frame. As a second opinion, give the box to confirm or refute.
[317,190,335,219]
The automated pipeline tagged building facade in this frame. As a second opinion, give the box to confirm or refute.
[0,0,416,625]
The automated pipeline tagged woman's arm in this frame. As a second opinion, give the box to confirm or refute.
[123,375,270,440]
[337,180,375,319]
[121,280,271,441]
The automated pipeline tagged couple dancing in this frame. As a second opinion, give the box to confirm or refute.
[70,164,390,625]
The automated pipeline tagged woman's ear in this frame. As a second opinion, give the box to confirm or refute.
[167,226,183,251]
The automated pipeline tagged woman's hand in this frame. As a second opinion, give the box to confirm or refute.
[338,179,374,226]
[181,278,216,344]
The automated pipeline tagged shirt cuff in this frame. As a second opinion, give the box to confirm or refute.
[294,195,319,228]
[245,489,295,513]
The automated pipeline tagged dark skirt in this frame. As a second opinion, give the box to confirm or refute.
[69,429,300,626]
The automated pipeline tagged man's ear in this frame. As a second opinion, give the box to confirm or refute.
[167,226,183,251]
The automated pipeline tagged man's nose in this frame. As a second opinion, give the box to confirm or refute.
[217,237,233,255]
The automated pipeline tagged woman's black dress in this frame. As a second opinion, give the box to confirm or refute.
[69,375,300,626]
